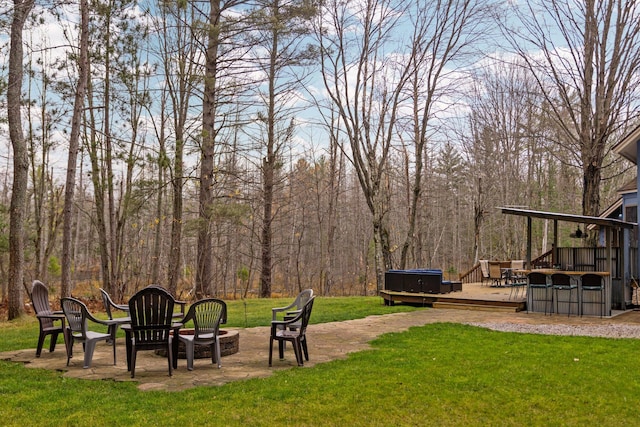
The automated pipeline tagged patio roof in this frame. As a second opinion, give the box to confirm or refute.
[500,207,635,229]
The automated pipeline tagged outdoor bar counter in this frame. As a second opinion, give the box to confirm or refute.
[526,269,610,317]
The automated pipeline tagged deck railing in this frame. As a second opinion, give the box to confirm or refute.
[459,249,577,284]
[459,247,635,284]
[459,263,483,284]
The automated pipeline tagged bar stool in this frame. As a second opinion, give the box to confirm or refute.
[580,274,605,317]
[528,272,552,315]
[551,273,577,317]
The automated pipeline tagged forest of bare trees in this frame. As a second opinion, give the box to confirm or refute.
[2,0,640,319]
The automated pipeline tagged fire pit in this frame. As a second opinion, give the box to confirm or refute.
[156,329,240,359]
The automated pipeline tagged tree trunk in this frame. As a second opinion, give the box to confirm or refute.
[61,0,89,298]
[197,0,221,298]
[7,0,35,319]
[167,131,183,294]
[260,155,274,298]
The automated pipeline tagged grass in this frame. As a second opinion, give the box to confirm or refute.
[226,295,418,328]
[1,297,640,426]
[0,296,417,352]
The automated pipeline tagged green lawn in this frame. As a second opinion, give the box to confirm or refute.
[1,297,639,426]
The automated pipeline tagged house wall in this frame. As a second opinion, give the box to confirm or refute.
[619,193,637,308]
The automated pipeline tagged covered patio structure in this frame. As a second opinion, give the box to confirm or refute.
[500,207,636,311]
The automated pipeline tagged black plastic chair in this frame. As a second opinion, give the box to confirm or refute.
[128,286,175,378]
[179,298,227,370]
[31,280,65,357]
[269,296,315,367]
[146,284,186,319]
[580,274,605,317]
[61,297,115,368]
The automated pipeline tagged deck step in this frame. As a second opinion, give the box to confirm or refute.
[432,301,520,312]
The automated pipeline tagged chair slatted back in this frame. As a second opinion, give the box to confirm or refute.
[61,297,89,340]
[31,281,55,329]
[297,289,313,310]
[128,287,174,346]
[190,298,227,339]
[298,296,316,336]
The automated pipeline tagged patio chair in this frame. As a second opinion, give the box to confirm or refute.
[510,260,527,281]
[31,280,65,357]
[178,298,227,370]
[269,296,315,367]
[61,297,116,368]
[128,286,175,378]
[100,288,129,319]
[99,288,130,339]
[507,260,527,299]
[552,273,577,317]
[488,261,503,287]
[146,284,186,319]
[509,278,527,300]
[580,274,605,317]
[528,272,552,315]
[272,288,314,326]
[272,289,314,354]
[479,260,490,286]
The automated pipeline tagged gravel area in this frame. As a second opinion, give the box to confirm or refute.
[468,322,640,339]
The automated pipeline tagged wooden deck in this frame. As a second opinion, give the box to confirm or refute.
[380,281,527,312]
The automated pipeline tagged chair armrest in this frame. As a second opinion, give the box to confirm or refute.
[271,310,304,328]
[111,303,129,312]
[175,300,187,314]
[271,302,297,320]
[181,306,195,325]
[284,309,302,321]
[85,312,114,327]
[36,313,65,324]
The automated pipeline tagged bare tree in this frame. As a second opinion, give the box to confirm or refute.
[316,0,414,290]
[502,0,640,217]
[195,0,254,298]
[7,0,35,319]
[80,0,153,298]
[397,0,487,269]
[61,0,89,298]
[154,0,201,295]
[239,0,318,298]
[197,0,222,298]
[25,42,64,281]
